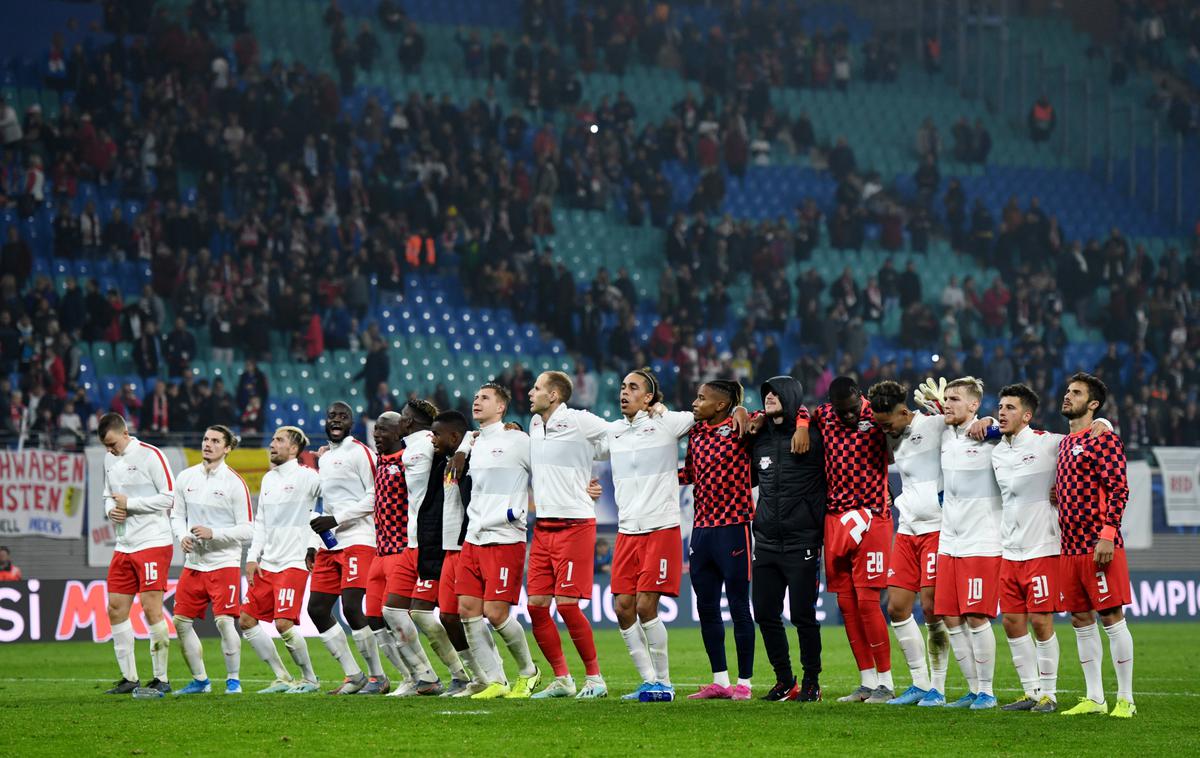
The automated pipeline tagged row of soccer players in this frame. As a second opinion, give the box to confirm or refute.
[95,366,1134,714]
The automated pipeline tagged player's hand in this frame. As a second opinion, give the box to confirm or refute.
[790,426,810,455]
[1088,420,1111,437]
[586,478,602,500]
[1093,538,1115,567]
[447,451,467,481]
[305,549,316,571]
[245,561,261,584]
[1048,487,1058,507]
[967,418,992,441]
[315,445,330,459]
[109,505,127,524]
[731,406,751,437]
[503,421,522,431]
[180,535,195,553]
[310,515,338,533]
[112,493,129,511]
[649,402,668,418]
[746,414,766,435]
[914,376,946,415]
[191,525,213,540]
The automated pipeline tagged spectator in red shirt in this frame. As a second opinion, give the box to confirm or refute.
[980,276,1011,329]
[0,547,21,581]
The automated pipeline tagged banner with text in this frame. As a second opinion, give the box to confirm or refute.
[1154,447,1200,526]
[0,449,86,539]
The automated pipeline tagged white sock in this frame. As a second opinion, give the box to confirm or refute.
[640,617,671,685]
[243,623,290,680]
[373,627,410,680]
[878,669,894,691]
[857,668,877,689]
[382,606,437,682]
[280,626,316,682]
[318,624,363,678]
[149,620,171,682]
[351,626,384,678]
[620,623,655,683]
[714,670,731,688]
[411,609,468,680]
[736,678,752,689]
[214,616,241,681]
[463,616,505,684]
[493,615,537,678]
[947,623,979,693]
[174,615,208,682]
[1104,619,1134,703]
[1035,633,1059,699]
[1074,623,1105,703]
[1008,633,1039,697]
[893,616,931,690]
[926,620,950,693]
[969,623,996,696]
[111,619,139,682]
[458,644,484,684]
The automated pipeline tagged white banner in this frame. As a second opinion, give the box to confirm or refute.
[0,449,86,539]
[1123,460,1153,550]
[1154,447,1200,526]
[86,446,190,567]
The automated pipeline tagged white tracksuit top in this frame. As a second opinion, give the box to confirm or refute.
[529,404,609,519]
[315,437,377,550]
[462,421,530,545]
[403,429,435,548]
[991,425,1063,562]
[939,416,1002,558]
[250,458,323,572]
[171,461,253,571]
[103,437,177,553]
[890,412,944,537]
[607,409,694,535]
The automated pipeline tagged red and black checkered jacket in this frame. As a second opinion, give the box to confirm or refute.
[679,415,754,528]
[374,450,408,555]
[1055,428,1129,556]
[813,398,889,516]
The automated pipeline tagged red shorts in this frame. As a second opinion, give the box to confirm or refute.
[174,566,242,619]
[611,527,683,598]
[106,546,173,595]
[243,567,310,624]
[391,547,439,605]
[310,545,375,595]
[1059,549,1131,612]
[824,510,892,594]
[934,554,1001,618]
[527,519,595,599]
[999,556,1060,614]
[889,532,940,592]
[366,552,404,617]
[439,550,462,615]
[456,541,526,605]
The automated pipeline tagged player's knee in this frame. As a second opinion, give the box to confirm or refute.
[239,614,256,631]
[483,606,509,627]
[1099,607,1124,626]
[635,596,659,622]
[886,599,910,623]
[527,594,551,608]
[275,619,294,635]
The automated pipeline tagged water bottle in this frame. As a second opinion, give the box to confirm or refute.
[314,500,338,549]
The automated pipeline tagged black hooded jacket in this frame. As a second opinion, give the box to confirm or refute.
[750,375,826,550]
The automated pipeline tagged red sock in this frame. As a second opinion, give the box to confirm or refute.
[856,587,892,673]
[559,604,600,677]
[837,592,874,671]
[529,604,569,677]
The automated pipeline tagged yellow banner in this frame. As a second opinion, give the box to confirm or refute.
[182,448,274,496]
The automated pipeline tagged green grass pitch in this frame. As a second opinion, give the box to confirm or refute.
[0,622,1190,756]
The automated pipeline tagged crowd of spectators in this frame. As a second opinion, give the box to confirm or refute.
[0,0,1197,453]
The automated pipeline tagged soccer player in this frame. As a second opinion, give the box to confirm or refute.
[682,380,757,700]
[749,376,826,703]
[98,412,176,696]
[239,426,322,694]
[525,370,609,699]
[813,377,894,704]
[308,400,379,694]
[1056,373,1136,718]
[934,377,1003,710]
[867,381,951,707]
[171,425,253,695]
[455,382,541,699]
[605,368,691,703]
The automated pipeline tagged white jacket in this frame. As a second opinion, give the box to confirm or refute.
[103,437,176,553]
[171,461,253,571]
[890,412,944,536]
[442,473,467,551]
[403,430,435,547]
[529,404,609,519]
[992,425,1062,561]
[607,410,694,534]
[315,437,377,550]
[939,416,1002,557]
[250,459,322,572]
[463,422,529,545]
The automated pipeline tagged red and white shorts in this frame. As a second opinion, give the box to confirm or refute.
[366,552,404,617]
[889,531,940,592]
[174,566,241,619]
[107,546,173,595]
[612,527,683,598]
[934,554,1001,618]
[243,567,310,624]
[824,509,892,594]
[999,556,1060,614]
[439,550,462,615]
[527,519,595,599]
[391,547,439,605]
[456,542,525,605]
[1059,549,1131,612]
[311,545,375,595]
